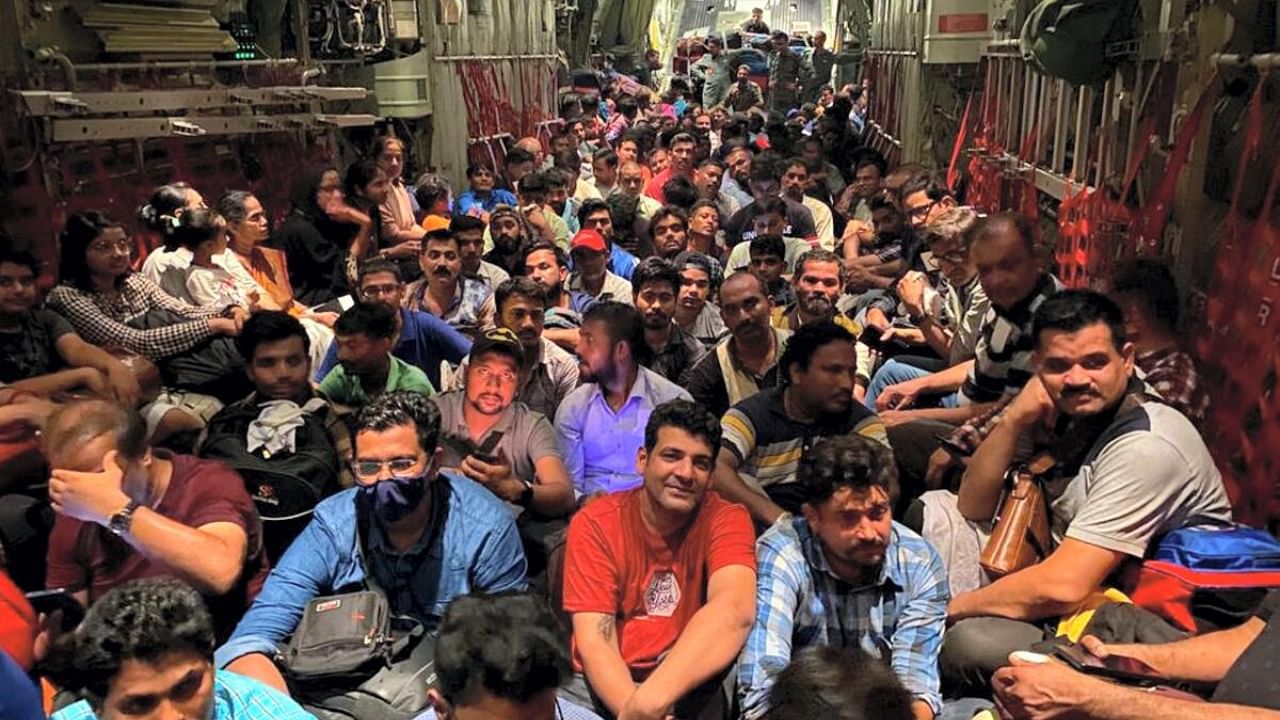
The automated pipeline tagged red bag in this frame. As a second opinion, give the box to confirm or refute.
[0,571,36,672]
[1130,560,1280,634]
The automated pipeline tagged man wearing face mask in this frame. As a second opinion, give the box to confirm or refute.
[43,399,270,639]
[217,391,528,694]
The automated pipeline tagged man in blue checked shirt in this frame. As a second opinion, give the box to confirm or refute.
[738,435,949,720]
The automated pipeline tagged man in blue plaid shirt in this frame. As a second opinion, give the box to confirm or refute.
[737,435,949,720]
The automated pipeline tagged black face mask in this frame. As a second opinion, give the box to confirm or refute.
[357,472,429,523]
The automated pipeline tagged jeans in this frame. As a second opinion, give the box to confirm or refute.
[865,359,961,411]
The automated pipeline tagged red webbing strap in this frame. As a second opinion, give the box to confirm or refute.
[948,88,975,193]
[1128,75,1220,255]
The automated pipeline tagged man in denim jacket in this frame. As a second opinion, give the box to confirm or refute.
[214,391,527,694]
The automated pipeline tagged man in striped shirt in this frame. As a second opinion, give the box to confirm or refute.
[713,321,888,527]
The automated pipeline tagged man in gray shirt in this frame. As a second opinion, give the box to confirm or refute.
[433,327,574,520]
[931,290,1231,690]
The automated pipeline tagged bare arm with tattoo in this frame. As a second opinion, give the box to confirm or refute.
[572,611,639,716]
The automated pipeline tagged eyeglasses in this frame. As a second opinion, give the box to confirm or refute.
[89,239,133,255]
[351,456,423,480]
[361,283,401,298]
[906,200,939,221]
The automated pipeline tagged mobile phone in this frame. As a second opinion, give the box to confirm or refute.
[1053,643,1163,685]
[25,588,86,631]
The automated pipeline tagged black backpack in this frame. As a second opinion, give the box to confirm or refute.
[199,399,343,561]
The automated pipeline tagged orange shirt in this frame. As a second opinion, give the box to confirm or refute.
[562,488,756,679]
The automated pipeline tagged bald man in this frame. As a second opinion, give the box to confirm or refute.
[516,136,549,171]
[43,399,268,633]
[618,161,662,219]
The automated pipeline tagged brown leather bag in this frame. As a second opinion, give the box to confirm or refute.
[980,454,1056,578]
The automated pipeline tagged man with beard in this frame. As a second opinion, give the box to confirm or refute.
[780,158,835,250]
[451,214,509,289]
[772,250,861,360]
[48,578,313,720]
[725,65,765,114]
[673,251,729,347]
[576,201,639,281]
[319,302,435,405]
[645,133,698,204]
[685,272,790,419]
[485,205,534,277]
[737,435,947,720]
[713,321,887,526]
[651,207,690,260]
[721,142,756,210]
[932,291,1231,690]
[554,302,690,495]
[450,277,580,421]
[522,241,596,354]
[431,327,573,519]
[619,161,663,220]
[403,229,495,341]
[631,257,707,384]
[315,261,471,391]
[561,400,756,720]
[218,391,527,692]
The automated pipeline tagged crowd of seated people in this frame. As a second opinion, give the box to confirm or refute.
[4,33,1279,720]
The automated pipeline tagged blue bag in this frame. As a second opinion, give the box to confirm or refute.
[1154,526,1280,572]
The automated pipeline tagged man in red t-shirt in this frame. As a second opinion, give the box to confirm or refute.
[644,133,699,205]
[43,399,268,638]
[562,399,757,720]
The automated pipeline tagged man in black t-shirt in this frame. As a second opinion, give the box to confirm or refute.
[0,247,139,405]
[992,590,1280,718]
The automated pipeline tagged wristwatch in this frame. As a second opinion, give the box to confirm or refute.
[108,500,141,537]
[516,479,535,508]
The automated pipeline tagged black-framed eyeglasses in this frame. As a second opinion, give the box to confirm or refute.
[907,200,938,221]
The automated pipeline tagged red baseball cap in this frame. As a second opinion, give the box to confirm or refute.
[570,229,608,253]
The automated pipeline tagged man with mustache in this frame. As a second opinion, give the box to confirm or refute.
[430,327,574,519]
[713,321,887,527]
[404,229,495,341]
[650,206,690,260]
[448,277,580,421]
[771,249,855,333]
[933,290,1231,692]
[631,257,706,384]
[684,272,790,419]
[738,435,948,720]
